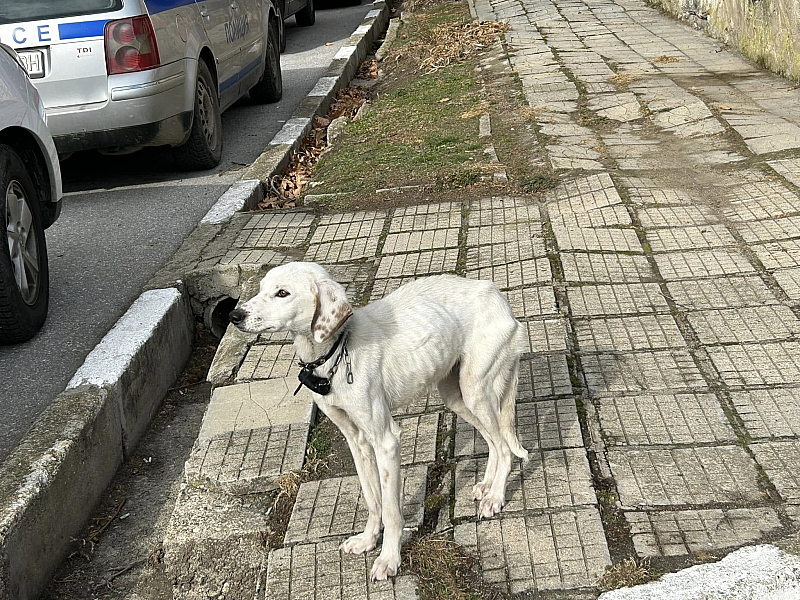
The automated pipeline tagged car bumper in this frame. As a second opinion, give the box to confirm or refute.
[46,61,195,153]
[53,111,193,154]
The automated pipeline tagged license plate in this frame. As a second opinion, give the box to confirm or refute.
[18,50,45,78]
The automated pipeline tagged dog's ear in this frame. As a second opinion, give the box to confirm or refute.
[310,279,352,343]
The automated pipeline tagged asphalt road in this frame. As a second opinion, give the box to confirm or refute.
[0,1,373,463]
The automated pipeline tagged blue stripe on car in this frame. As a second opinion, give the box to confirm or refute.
[219,57,262,92]
[145,0,198,14]
[58,20,109,39]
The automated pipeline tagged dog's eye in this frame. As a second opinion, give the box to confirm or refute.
[276,289,290,298]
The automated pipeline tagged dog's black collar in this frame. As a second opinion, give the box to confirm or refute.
[294,333,351,396]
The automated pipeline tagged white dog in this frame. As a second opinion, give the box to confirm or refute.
[229,262,528,580]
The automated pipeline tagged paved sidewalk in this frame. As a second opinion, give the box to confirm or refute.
[165,0,800,596]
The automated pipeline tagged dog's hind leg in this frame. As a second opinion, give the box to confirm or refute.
[321,405,382,555]
[438,369,499,501]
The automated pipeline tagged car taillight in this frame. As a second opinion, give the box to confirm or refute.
[104,16,160,75]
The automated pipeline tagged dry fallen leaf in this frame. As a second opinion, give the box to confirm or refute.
[439,97,450,103]
[325,42,332,46]
[719,104,731,111]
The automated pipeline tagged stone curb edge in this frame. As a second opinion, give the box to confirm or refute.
[0,6,392,598]
[0,288,194,599]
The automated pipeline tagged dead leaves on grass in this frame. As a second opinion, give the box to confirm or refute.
[258,87,367,210]
[411,21,508,74]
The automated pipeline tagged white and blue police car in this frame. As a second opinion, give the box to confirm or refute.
[0,0,304,169]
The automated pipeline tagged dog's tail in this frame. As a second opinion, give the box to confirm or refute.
[500,323,529,461]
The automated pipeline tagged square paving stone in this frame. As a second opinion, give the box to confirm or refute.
[665,276,778,310]
[467,221,544,247]
[735,215,800,244]
[567,283,670,316]
[582,350,708,395]
[465,239,547,269]
[455,398,583,457]
[561,252,655,283]
[454,509,611,593]
[752,440,800,503]
[546,173,622,213]
[753,240,800,270]
[198,378,315,440]
[242,211,315,231]
[769,157,800,188]
[687,306,800,345]
[382,229,460,254]
[645,224,737,252]
[626,508,783,558]
[307,213,386,259]
[375,250,459,278]
[609,446,763,508]
[621,180,697,206]
[468,197,540,226]
[526,319,568,353]
[654,250,755,280]
[398,413,439,465]
[708,341,800,387]
[575,315,686,352]
[466,258,552,289]
[266,541,419,600]
[723,181,800,222]
[597,393,735,446]
[389,202,462,232]
[774,268,800,303]
[284,465,428,545]
[186,423,309,493]
[219,248,294,266]
[518,354,573,399]
[392,391,445,416]
[234,224,311,249]
[552,224,643,252]
[237,344,296,381]
[505,286,558,319]
[731,389,800,438]
[550,205,632,228]
[454,449,596,518]
[638,206,719,228]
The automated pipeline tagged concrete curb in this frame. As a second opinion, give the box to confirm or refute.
[0,288,194,599]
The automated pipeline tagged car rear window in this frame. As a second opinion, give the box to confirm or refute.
[0,1,123,24]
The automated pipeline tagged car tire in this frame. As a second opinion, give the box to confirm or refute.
[249,19,283,104]
[277,4,287,52]
[172,60,223,170]
[0,144,49,345]
[295,0,315,27]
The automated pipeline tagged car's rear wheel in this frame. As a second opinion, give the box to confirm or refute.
[295,0,315,27]
[249,19,283,104]
[0,144,49,345]
[172,60,223,170]
[277,3,287,52]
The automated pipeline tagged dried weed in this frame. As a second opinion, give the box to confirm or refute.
[410,21,509,73]
[599,556,658,591]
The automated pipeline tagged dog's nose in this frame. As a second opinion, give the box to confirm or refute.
[229,308,246,326]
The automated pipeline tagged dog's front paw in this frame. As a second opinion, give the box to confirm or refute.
[370,552,401,581]
[472,482,489,501]
[478,494,504,519]
[340,532,377,555]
